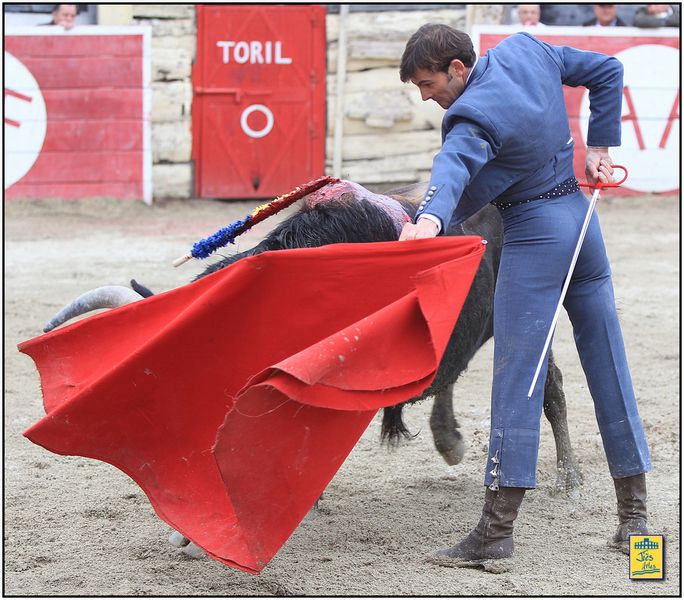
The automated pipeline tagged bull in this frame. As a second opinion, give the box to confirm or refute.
[43,180,583,557]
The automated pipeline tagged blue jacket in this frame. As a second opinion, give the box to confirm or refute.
[416,32,623,229]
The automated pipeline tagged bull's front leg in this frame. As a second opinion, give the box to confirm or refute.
[543,351,583,496]
[429,384,465,466]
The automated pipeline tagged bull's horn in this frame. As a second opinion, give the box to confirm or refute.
[43,286,144,333]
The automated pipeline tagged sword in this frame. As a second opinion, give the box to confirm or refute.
[526,165,629,399]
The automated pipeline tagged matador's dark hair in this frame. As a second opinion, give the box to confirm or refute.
[400,23,476,82]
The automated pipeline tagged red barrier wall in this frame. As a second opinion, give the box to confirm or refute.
[4,27,151,202]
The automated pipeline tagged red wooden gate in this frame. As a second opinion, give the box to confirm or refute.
[192,5,326,199]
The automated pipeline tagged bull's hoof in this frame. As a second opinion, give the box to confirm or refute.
[181,542,206,559]
[168,530,190,548]
[426,554,513,573]
[552,463,584,499]
[435,435,465,467]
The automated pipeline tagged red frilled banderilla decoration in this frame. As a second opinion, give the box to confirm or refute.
[20,204,486,574]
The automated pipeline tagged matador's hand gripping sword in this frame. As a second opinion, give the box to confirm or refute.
[527,165,629,399]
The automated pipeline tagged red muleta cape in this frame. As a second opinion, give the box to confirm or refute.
[20,236,485,574]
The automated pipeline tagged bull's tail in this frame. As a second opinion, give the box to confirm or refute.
[381,404,418,447]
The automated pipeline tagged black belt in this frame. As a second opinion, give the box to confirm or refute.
[492,176,580,211]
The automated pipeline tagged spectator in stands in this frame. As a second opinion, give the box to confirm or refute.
[633,4,680,27]
[516,4,545,27]
[583,4,627,27]
[44,4,77,30]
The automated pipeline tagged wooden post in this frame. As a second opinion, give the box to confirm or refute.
[332,5,349,178]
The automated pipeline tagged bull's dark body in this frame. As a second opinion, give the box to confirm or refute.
[194,184,582,491]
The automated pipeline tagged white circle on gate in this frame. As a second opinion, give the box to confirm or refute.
[4,51,48,189]
[578,44,679,193]
[240,104,274,139]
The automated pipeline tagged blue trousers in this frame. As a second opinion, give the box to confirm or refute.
[484,190,651,488]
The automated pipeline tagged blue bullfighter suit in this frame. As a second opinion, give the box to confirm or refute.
[416,32,651,488]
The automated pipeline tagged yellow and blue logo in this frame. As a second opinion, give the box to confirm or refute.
[629,535,664,580]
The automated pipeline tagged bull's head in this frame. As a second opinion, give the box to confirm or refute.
[42,180,420,332]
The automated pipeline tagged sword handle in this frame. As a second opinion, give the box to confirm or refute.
[578,164,628,189]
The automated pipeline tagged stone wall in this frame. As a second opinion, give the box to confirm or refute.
[325,8,468,190]
[129,4,195,199]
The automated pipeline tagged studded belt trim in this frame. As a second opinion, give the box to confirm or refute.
[492,176,580,211]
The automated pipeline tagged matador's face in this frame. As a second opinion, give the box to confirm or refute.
[410,60,469,110]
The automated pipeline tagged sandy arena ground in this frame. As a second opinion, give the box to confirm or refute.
[4,193,680,596]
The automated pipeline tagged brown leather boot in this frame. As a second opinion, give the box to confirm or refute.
[609,473,648,554]
[428,486,525,572]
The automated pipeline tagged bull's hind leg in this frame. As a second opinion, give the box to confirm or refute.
[168,530,206,559]
[168,530,190,548]
[430,384,465,466]
[543,351,583,496]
